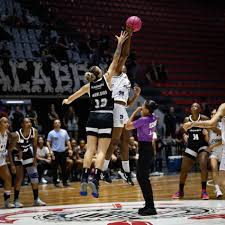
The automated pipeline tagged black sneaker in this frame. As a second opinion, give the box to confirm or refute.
[54,181,61,187]
[125,172,134,186]
[89,179,99,198]
[103,170,112,184]
[63,183,70,187]
[138,207,157,216]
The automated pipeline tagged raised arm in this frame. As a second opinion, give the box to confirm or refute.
[105,31,129,83]
[115,27,133,74]
[127,86,141,107]
[62,83,90,105]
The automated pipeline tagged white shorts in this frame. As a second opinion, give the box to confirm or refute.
[219,147,225,171]
[209,146,224,161]
[0,151,7,167]
[113,103,129,127]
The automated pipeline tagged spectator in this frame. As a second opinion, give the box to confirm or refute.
[175,123,186,154]
[26,105,38,128]
[47,104,59,133]
[36,136,52,184]
[164,106,177,138]
[11,105,24,131]
[47,119,72,187]
[128,136,139,172]
[63,106,78,140]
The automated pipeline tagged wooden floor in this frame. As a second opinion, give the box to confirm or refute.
[0,173,222,208]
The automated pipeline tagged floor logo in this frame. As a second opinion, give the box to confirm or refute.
[0,201,224,225]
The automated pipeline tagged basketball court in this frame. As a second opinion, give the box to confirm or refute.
[1,174,224,225]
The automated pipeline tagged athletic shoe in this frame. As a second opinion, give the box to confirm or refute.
[4,200,14,208]
[118,171,134,186]
[14,199,24,208]
[201,191,209,200]
[33,198,46,206]
[80,179,88,196]
[103,170,112,184]
[89,179,99,198]
[215,189,223,199]
[63,182,70,187]
[41,178,48,184]
[54,181,61,187]
[172,191,184,199]
[138,207,157,216]
[125,172,134,186]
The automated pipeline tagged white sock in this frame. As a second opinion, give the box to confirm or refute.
[215,184,221,192]
[103,160,110,171]
[122,161,130,173]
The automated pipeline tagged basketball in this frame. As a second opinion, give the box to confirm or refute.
[126,16,142,32]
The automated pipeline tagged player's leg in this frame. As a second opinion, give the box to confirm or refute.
[14,164,24,208]
[0,165,14,208]
[172,154,195,199]
[198,151,209,200]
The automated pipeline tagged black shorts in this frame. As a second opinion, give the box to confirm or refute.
[184,145,208,160]
[12,150,22,166]
[86,111,113,138]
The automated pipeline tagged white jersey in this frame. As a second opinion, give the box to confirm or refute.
[209,122,222,146]
[222,117,225,144]
[111,73,131,104]
[0,131,8,166]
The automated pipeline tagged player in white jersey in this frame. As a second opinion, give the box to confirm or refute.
[103,26,141,185]
[0,116,18,208]
[208,109,223,198]
[184,103,225,193]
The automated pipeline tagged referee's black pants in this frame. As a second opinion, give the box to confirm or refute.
[53,151,67,185]
[136,141,155,209]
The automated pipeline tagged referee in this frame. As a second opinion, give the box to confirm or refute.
[126,100,158,216]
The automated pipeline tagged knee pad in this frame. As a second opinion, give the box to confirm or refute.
[26,166,39,184]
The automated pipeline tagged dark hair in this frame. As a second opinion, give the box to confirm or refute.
[144,99,158,113]
[85,66,102,82]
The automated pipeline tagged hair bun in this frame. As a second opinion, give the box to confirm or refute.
[85,72,96,82]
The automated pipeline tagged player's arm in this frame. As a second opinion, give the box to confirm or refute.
[33,129,38,165]
[7,132,19,174]
[125,107,142,130]
[127,86,141,107]
[115,27,133,74]
[106,31,129,82]
[183,117,189,143]
[184,103,225,130]
[62,83,90,105]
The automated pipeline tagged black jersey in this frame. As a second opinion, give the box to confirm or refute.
[89,74,114,111]
[187,115,208,150]
[16,127,35,166]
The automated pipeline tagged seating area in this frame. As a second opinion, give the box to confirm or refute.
[1,0,225,106]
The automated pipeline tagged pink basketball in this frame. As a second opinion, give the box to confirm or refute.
[126,16,142,32]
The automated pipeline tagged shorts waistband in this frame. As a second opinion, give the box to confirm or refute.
[90,110,113,114]
[114,100,127,106]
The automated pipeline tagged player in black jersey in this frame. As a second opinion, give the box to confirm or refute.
[0,116,18,208]
[10,118,46,207]
[62,30,129,198]
[184,102,225,194]
[172,103,210,200]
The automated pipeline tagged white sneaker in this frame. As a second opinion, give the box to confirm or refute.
[41,178,48,184]
[118,170,126,181]
[4,200,14,208]
[14,199,24,208]
[215,189,223,198]
[33,198,46,206]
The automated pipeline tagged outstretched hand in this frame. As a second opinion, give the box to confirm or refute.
[115,31,129,45]
[134,86,141,96]
[62,99,69,105]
